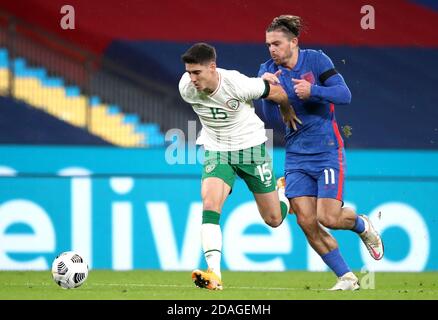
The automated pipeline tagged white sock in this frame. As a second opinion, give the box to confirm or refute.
[360,215,369,234]
[278,187,290,215]
[201,223,222,279]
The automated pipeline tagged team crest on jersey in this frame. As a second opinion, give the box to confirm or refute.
[205,163,216,173]
[226,99,240,110]
[301,71,316,84]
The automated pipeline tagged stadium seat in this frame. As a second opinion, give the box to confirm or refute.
[0,48,165,147]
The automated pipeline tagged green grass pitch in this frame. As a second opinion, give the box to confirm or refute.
[1,270,437,300]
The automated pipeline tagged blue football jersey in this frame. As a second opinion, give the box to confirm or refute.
[258,49,351,154]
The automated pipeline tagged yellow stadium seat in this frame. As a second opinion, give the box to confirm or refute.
[0,69,10,94]
[7,71,149,147]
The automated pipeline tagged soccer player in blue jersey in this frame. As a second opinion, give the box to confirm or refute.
[259,15,384,290]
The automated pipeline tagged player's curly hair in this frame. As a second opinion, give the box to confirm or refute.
[267,15,303,38]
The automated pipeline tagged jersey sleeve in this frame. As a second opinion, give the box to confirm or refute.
[258,63,267,78]
[311,51,352,104]
[257,64,284,124]
[229,70,268,102]
[178,72,193,103]
[317,51,335,74]
[316,50,341,84]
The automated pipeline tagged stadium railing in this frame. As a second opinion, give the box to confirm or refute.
[0,10,194,147]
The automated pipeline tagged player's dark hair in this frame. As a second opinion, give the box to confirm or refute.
[181,43,216,65]
[267,15,303,38]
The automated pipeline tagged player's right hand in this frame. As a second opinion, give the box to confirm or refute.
[281,105,302,131]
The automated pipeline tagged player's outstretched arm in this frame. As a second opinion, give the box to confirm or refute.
[266,83,302,131]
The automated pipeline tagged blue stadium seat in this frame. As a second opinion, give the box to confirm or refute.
[89,95,101,106]
[65,86,80,97]
[1,47,166,147]
[0,49,8,67]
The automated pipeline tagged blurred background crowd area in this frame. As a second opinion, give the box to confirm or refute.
[0,0,437,149]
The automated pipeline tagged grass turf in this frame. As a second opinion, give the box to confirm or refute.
[0,270,437,300]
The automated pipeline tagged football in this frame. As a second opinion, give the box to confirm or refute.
[51,251,89,289]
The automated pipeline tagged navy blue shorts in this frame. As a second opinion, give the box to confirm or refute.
[284,148,346,201]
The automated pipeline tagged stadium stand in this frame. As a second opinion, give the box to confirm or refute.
[0,48,160,147]
[0,1,437,148]
[0,95,111,145]
[0,12,172,147]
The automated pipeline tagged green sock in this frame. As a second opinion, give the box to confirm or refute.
[202,210,220,225]
[280,201,288,221]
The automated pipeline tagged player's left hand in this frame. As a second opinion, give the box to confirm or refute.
[292,78,311,100]
[262,70,282,85]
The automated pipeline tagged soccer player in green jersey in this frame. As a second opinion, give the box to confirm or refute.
[179,43,300,290]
